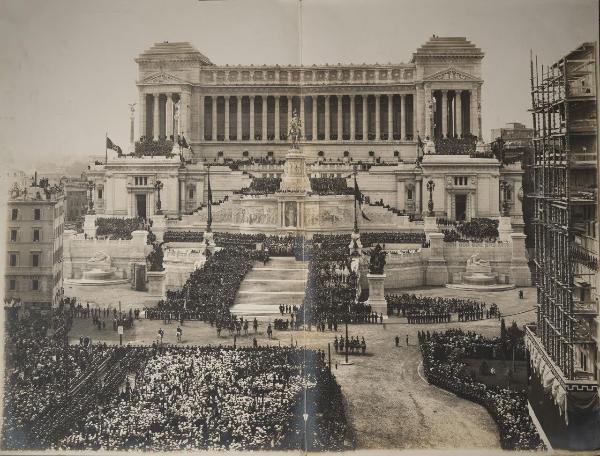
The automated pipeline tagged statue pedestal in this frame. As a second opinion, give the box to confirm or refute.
[84,214,97,238]
[146,270,166,297]
[366,273,387,318]
[498,216,513,242]
[280,149,310,193]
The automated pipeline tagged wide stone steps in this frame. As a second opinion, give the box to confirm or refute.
[230,257,307,319]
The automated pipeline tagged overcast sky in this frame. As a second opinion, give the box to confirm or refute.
[0,0,597,171]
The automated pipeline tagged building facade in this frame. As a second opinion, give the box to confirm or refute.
[135,36,484,162]
[6,182,65,309]
[86,37,524,229]
[526,41,599,450]
[62,175,89,224]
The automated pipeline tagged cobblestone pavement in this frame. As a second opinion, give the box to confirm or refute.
[66,285,537,450]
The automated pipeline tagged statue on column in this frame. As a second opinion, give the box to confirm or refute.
[288,109,302,150]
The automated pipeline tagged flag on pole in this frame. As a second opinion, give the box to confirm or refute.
[178,135,189,148]
[106,137,123,156]
[354,177,371,221]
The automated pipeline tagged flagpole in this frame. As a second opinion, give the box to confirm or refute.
[353,166,359,233]
[105,132,108,164]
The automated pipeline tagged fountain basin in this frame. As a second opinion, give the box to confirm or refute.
[83,268,116,281]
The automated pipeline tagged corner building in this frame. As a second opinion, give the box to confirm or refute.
[135,36,483,162]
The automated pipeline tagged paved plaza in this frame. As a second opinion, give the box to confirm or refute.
[66,284,536,450]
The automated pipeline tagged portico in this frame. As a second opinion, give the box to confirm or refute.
[135,37,484,161]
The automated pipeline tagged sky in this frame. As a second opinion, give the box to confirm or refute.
[0,0,597,172]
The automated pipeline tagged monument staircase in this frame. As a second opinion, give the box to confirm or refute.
[230,256,308,320]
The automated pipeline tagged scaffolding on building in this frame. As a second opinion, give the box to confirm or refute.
[530,42,598,381]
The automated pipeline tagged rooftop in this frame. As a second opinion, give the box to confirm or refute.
[412,36,483,60]
[137,41,214,66]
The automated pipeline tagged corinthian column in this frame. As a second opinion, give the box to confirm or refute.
[166,94,174,140]
[375,94,381,140]
[212,96,217,141]
[153,93,160,140]
[224,96,230,141]
[262,95,267,141]
[287,96,293,136]
[400,94,406,140]
[350,95,356,140]
[337,95,343,140]
[312,96,318,141]
[249,96,255,141]
[324,95,330,140]
[455,90,462,137]
[300,96,305,140]
[139,92,146,139]
[199,96,205,141]
[441,90,448,138]
[274,95,280,141]
[236,96,242,140]
[387,95,393,141]
[362,95,368,140]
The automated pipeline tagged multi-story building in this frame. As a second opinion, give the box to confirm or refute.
[61,175,89,224]
[86,37,524,229]
[5,180,65,310]
[135,36,484,162]
[490,122,535,249]
[526,41,599,450]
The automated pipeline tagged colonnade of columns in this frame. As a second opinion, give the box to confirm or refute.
[427,88,479,139]
[200,94,416,142]
[139,92,184,141]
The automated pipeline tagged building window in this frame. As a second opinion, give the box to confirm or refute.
[11,209,18,220]
[8,279,16,291]
[33,229,40,242]
[32,279,39,291]
[98,189,103,199]
[34,208,41,220]
[32,253,40,267]
[454,176,469,186]
[189,188,194,199]
[407,189,413,200]
[9,253,17,267]
[10,230,17,242]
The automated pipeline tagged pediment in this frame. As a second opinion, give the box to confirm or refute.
[140,72,189,85]
[424,67,479,81]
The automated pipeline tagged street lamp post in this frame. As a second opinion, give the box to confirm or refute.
[426,179,435,216]
[87,181,96,215]
[154,180,164,215]
[500,180,510,216]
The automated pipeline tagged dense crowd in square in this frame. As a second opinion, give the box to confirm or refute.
[386,293,499,323]
[419,329,544,450]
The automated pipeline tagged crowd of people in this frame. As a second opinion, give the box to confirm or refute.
[419,329,544,450]
[95,217,146,240]
[149,246,267,330]
[163,231,204,243]
[1,311,125,449]
[386,294,499,323]
[333,336,367,355]
[361,231,426,246]
[298,235,366,328]
[56,346,349,451]
[441,218,500,243]
[236,177,282,195]
[309,177,354,195]
[430,135,479,156]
